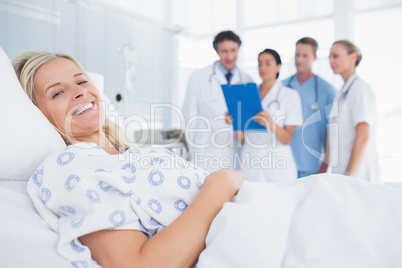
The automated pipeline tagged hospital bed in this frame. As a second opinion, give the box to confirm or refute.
[0,47,105,267]
[2,46,402,268]
[0,46,191,267]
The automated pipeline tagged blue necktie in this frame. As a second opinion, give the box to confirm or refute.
[225,72,232,84]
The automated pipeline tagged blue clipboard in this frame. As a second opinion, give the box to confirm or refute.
[221,83,266,131]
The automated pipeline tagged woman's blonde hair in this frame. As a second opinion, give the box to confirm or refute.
[12,50,131,148]
[333,40,362,67]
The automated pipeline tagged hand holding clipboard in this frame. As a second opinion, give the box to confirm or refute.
[221,83,266,131]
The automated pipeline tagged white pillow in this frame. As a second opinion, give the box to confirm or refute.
[87,71,121,127]
[0,48,116,181]
[0,47,66,181]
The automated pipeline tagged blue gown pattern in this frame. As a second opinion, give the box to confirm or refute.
[27,142,208,267]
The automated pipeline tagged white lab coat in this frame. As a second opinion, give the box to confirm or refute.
[182,62,253,172]
[240,81,303,183]
[328,73,381,182]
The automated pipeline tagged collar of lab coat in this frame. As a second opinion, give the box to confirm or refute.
[336,72,359,100]
[260,80,282,107]
[216,61,238,77]
[341,73,359,94]
[213,62,241,84]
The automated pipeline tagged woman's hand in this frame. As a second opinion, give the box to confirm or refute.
[225,111,233,125]
[254,111,272,129]
[206,167,246,196]
[254,111,296,144]
[226,112,245,144]
[81,168,246,268]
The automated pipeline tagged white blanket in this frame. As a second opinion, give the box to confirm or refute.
[197,174,402,268]
[26,142,402,267]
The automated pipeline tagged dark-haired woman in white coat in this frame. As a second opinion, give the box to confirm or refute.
[227,49,302,184]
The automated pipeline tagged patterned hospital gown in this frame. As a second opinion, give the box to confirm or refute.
[27,142,208,268]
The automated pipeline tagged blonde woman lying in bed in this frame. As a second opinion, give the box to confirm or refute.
[12,50,245,268]
[13,50,402,268]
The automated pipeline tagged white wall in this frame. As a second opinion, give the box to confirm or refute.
[2,0,402,181]
[174,0,402,182]
[0,0,175,134]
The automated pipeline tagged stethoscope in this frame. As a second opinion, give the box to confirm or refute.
[266,84,283,112]
[330,76,360,123]
[338,76,360,103]
[286,74,319,110]
[209,60,244,85]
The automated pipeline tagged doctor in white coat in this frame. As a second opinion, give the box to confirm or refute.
[227,49,303,183]
[328,40,381,182]
[182,31,253,172]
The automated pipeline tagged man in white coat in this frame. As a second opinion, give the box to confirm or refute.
[182,31,253,172]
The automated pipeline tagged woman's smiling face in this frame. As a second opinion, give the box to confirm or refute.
[33,57,104,142]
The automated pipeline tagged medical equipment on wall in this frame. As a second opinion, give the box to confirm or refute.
[134,129,190,160]
[286,75,319,110]
[117,43,136,116]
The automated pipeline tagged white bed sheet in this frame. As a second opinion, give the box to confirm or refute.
[2,176,402,267]
[0,180,100,268]
[197,174,402,268]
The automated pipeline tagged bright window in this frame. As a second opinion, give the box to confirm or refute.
[242,19,336,85]
[243,0,333,27]
[355,6,402,182]
[355,0,402,10]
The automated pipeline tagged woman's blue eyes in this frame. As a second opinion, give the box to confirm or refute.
[78,80,88,86]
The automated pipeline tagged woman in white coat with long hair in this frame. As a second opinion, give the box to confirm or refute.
[227,49,303,183]
[328,40,381,182]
